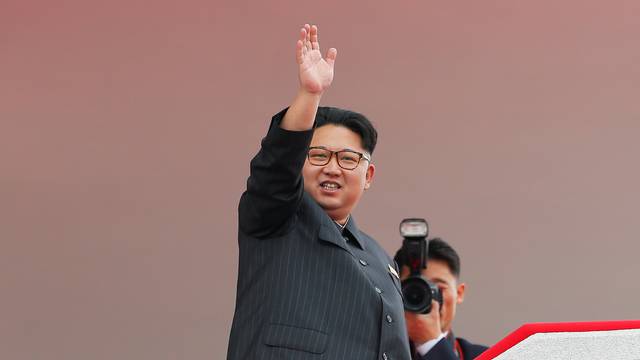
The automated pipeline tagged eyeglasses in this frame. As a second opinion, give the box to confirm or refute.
[307,147,371,170]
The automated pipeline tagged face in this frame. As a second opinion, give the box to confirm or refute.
[302,124,375,223]
[400,260,466,333]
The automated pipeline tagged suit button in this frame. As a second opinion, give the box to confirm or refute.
[375,286,382,294]
[343,236,350,242]
[359,259,368,266]
[386,315,393,323]
[382,352,388,360]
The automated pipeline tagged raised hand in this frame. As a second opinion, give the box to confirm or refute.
[296,24,337,95]
[280,24,337,130]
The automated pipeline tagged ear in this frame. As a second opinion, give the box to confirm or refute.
[456,282,466,305]
[364,163,375,190]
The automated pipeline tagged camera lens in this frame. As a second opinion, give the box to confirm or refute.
[405,283,426,303]
[401,276,433,314]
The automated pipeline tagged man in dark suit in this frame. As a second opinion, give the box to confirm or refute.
[395,238,488,360]
[227,24,411,359]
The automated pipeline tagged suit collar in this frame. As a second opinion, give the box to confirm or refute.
[344,216,366,249]
[446,331,456,347]
[318,213,366,250]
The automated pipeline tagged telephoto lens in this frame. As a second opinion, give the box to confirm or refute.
[398,218,444,314]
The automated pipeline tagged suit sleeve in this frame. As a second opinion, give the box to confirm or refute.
[417,337,458,360]
[238,108,315,238]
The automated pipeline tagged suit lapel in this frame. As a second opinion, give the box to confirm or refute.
[305,190,366,252]
[447,331,464,359]
[318,216,351,253]
[343,216,366,250]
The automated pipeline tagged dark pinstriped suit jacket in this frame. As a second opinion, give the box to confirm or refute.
[227,110,411,360]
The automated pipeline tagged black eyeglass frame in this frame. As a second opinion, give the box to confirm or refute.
[306,146,372,170]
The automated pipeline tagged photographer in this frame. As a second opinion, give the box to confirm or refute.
[395,238,488,360]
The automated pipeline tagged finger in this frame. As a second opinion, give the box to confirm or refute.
[299,27,307,43]
[297,28,308,60]
[304,24,311,40]
[310,25,319,50]
[300,27,311,56]
[300,27,308,50]
[304,24,311,50]
[325,47,337,67]
[431,300,440,315]
[296,39,304,64]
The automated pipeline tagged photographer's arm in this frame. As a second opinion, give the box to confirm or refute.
[418,338,459,360]
[405,301,443,345]
[406,301,458,359]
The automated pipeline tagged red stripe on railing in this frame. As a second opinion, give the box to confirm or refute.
[476,320,640,359]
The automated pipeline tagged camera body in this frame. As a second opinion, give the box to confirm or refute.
[398,218,443,314]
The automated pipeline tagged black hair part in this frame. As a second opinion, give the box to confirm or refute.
[315,107,378,155]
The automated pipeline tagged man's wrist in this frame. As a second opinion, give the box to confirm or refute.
[297,87,324,98]
[281,90,322,131]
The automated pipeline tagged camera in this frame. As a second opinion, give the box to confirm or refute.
[398,218,443,314]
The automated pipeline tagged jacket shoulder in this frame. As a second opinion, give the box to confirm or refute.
[457,337,489,359]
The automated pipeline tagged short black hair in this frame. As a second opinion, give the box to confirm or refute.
[315,107,378,155]
[394,238,461,278]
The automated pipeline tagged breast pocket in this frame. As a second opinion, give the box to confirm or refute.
[263,323,328,355]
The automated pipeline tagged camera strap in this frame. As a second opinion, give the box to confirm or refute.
[447,332,464,359]
[454,338,464,359]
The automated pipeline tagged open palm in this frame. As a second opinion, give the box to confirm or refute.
[296,24,337,94]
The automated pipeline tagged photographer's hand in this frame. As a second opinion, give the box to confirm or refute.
[404,300,443,344]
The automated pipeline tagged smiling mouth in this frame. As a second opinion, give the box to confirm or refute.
[320,182,341,191]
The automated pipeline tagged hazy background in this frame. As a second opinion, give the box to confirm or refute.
[2,0,639,359]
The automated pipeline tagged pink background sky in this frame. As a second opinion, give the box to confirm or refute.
[2,1,639,358]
